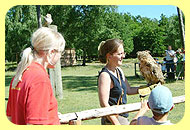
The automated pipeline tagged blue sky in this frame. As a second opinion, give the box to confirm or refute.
[117,5,178,20]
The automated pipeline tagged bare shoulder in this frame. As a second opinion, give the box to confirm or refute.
[99,72,111,81]
[98,72,112,87]
[98,71,112,90]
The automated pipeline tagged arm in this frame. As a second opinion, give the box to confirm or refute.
[98,72,120,125]
[125,78,139,95]
[167,51,175,57]
[169,53,175,57]
[130,100,149,125]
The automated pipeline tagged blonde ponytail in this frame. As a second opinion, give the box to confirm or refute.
[12,47,34,88]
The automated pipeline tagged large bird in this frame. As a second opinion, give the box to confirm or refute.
[137,51,165,85]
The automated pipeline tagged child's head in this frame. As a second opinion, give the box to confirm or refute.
[154,58,158,61]
[148,85,173,116]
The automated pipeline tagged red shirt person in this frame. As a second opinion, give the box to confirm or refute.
[6,27,65,125]
[7,62,59,124]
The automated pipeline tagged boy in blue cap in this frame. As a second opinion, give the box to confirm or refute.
[130,85,174,125]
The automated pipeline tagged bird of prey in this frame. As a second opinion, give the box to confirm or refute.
[137,51,165,85]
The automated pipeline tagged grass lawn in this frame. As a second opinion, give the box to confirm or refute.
[5,59,185,125]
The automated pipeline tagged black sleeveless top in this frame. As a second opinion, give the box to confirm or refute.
[98,67,129,118]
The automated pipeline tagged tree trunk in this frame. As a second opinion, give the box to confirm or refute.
[35,7,63,99]
[36,5,42,28]
[82,49,86,66]
[48,25,63,99]
[177,7,185,48]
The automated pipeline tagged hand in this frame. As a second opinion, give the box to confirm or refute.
[140,99,149,112]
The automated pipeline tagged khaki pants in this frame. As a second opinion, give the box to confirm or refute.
[101,116,129,125]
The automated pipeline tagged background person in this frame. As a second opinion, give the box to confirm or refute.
[6,27,65,125]
[98,39,140,125]
[176,48,184,79]
[161,58,167,75]
[165,45,176,79]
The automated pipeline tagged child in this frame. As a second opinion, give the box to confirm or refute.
[130,85,174,125]
[154,58,159,64]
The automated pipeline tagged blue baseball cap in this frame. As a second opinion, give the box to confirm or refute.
[148,85,173,114]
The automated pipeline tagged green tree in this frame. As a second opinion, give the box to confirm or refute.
[164,15,183,50]
[103,12,134,55]
[5,5,38,62]
[132,16,160,55]
[131,15,181,56]
[62,5,118,65]
[5,5,183,63]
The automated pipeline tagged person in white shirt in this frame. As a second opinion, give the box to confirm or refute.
[165,46,175,73]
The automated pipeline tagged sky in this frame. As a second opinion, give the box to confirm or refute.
[117,5,178,20]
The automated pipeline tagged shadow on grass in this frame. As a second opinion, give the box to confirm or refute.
[5,75,13,87]
[6,72,176,93]
[165,78,180,83]
[126,76,147,85]
[62,75,147,92]
[6,67,17,71]
[62,76,98,92]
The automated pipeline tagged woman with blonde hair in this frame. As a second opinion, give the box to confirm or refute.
[98,39,140,125]
[6,27,65,125]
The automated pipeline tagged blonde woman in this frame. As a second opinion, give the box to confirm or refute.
[98,39,139,125]
[6,27,65,125]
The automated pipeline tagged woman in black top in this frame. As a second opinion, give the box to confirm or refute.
[98,39,140,125]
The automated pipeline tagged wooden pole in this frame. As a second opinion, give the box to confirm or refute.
[177,7,185,48]
[35,9,63,99]
[48,25,63,99]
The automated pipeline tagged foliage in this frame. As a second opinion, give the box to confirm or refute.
[103,12,134,55]
[5,5,184,62]
[5,5,38,62]
[164,15,183,50]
